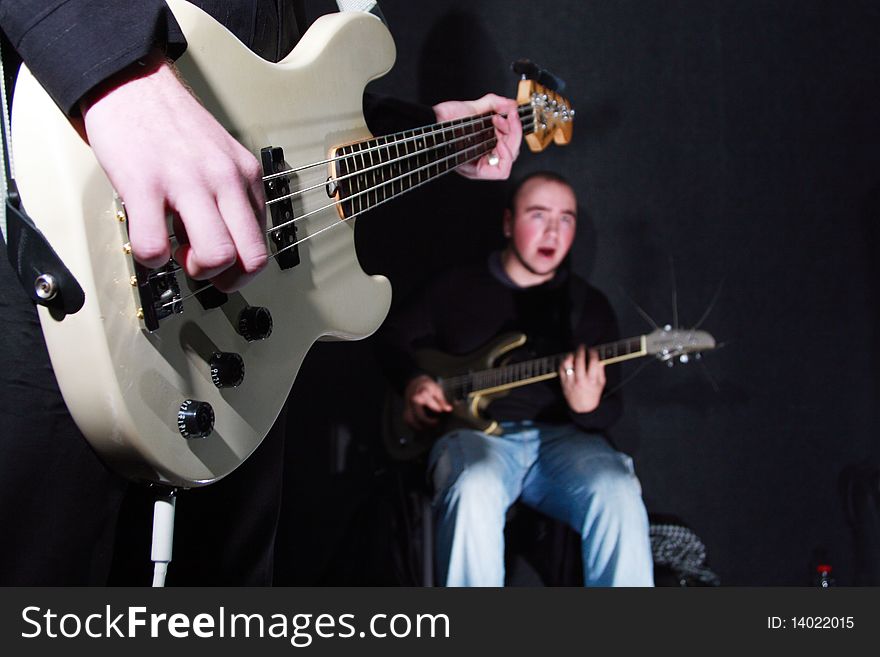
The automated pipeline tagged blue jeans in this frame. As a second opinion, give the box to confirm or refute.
[428,422,654,587]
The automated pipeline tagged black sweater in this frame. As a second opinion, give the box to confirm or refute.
[0,1,303,115]
[377,254,624,433]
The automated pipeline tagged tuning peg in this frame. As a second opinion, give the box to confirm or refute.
[510,59,567,93]
[512,59,540,79]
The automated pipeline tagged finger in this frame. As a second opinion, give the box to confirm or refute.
[559,353,576,383]
[467,93,502,114]
[591,351,606,386]
[435,386,452,413]
[504,104,523,157]
[240,152,267,227]
[173,194,237,280]
[473,143,506,178]
[413,404,438,427]
[424,395,446,414]
[217,177,269,276]
[558,365,571,386]
[576,345,589,378]
[491,111,511,138]
[414,381,440,400]
[486,94,518,116]
[124,192,173,269]
[492,110,521,152]
[586,350,606,388]
[421,380,453,412]
[490,132,515,178]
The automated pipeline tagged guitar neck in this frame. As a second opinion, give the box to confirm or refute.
[333,104,534,218]
[442,335,648,400]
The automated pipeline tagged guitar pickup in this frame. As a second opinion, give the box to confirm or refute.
[134,260,183,332]
[261,146,300,270]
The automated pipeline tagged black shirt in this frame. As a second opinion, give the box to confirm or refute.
[377,254,624,433]
[0,0,433,134]
[0,1,303,115]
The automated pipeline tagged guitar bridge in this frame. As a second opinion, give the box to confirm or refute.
[261,146,300,270]
[134,260,183,332]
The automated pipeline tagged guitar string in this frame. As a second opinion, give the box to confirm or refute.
[160,128,529,308]
[442,340,644,396]
[262,125,500,235]
[445,335,713,402]
[265,122,499,211]
[266,113,537,251]
[262,119,537,237]
[260,105,533,184]
[269,137,501,257]
[261,108,536,234]
[162,116,538,308]
[164,109,535,241]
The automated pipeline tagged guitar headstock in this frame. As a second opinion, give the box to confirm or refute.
[645,327,716,364]
[517,78,574,152]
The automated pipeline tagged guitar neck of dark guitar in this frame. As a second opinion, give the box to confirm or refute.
[441,335,647,400]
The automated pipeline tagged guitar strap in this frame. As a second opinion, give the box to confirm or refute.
[0,43,84,314]
[335,1,388,26]
[336,1,378,14]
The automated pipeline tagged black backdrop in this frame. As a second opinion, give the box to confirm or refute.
[273,0,880,586]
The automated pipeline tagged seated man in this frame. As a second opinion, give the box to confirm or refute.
[378,171,653,586]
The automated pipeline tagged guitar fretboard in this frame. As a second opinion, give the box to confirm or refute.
[440,336,646,401]
[334,105,534,218]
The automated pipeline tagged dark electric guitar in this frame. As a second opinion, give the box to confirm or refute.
[384,327,716,461]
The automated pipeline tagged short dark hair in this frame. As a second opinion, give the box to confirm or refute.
[505,170,574,212]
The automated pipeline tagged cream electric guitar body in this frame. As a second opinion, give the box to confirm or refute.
[11,1,572,487]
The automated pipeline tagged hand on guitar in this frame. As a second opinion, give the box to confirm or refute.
[432,94,522,180]
[403,374,453,430]
[79,50,268,292]
[559,345,606,414]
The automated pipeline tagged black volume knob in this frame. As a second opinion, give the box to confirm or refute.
[238,306,273,342]
[209,352,245,388]
[177,399,215,439]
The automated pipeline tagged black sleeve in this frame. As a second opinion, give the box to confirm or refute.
[0,1,435,126]
[363,92,436,136]
[569,285,624,432]
[0,0,187,116]
[373,278,444,394]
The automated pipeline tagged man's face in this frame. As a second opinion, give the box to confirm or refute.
[504,178,577,278]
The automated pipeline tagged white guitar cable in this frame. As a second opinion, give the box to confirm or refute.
[150,491,177,587]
